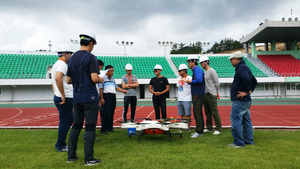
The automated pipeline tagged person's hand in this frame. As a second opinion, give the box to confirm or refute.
[155,92,161,96]
[236,91,248,99]
[101,99,105,105]
[123,90,128,94]
[60,96,66,104]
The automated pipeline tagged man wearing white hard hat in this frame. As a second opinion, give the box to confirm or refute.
[177,64,192,131]
[66,29,103,166]
[52,44,74,152]
[199,55,222,135]
[227,51,257,148]
[121,64,139,122]
[149,64,170,119]
[184,56,205,138]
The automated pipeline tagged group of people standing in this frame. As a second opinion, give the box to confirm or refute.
[51,29,257,166]
[176,52,257,147]
[175,55,221,138]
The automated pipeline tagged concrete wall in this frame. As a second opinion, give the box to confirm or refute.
[1,76,300,102]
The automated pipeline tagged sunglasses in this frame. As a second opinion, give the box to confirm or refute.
[154,69,160,72]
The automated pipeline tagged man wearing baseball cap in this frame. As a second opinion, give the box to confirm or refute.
[121,64,139,122]
[52,44,74,152]
[227,51,257,148]
[66,29,103,166]
[149,64,170,119]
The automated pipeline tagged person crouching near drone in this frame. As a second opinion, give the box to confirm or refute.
[177,64,192,132]
[52,44,74,152]
[149,64,170,119]
[121,64,139,123]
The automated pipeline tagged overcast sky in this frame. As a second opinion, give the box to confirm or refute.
[0,0,299,55]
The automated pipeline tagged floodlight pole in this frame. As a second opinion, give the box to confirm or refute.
[116,41,133,56]
[158,41,173,57]
[200,42,210,54]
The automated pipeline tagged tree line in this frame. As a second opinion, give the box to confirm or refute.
[170,38,243,54]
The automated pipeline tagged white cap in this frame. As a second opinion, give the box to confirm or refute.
[125,63,133,70]
[154,64,163,70]
[79,29,97,45]
[178,64,188,71]
[186,55,199,62]
[57,44,73,53]
[228,51,243,60]
[199,56,209,63]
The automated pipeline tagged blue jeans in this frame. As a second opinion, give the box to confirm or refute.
[54,95,74,150]
[230,101,254,147]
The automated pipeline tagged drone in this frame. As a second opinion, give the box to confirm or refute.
[120,118,189,142]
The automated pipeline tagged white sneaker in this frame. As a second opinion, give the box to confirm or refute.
[191,132,202,138]
[203,129,213,132]
[213,131,221,135]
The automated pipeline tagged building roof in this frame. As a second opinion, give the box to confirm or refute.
[240,21,300,43]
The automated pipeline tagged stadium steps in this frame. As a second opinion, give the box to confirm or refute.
[246,57,277,77]
[166,57,179,77]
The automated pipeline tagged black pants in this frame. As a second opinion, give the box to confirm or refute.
[101,93,116,132]
[123,96,137,122]
[152,96,167,119]
[68,102,98,162]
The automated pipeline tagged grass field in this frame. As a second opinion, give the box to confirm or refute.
[0,128,299,168]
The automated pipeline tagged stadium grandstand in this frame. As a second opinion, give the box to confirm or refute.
[0,19,300,102]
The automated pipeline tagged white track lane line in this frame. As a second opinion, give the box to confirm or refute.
[0,108,23,123]
[146,110,155,118]
[113,106,145,123]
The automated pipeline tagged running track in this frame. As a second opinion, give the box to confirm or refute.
[0,105,300,129]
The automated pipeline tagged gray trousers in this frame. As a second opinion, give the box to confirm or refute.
[204,93,222,131]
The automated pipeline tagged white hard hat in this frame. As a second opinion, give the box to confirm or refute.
[125,63,133,70]
[178,64,188,71]
[186,55,199,62]
[57,44,73,53]
[199,56,209,63]
[154,64,163,70]
[79,29,97,45]
[228,51,243,60]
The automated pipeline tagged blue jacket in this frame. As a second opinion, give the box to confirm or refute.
[189,65,205,96]
[231,60,257,101]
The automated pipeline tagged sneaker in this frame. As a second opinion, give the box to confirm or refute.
[57,145,68,152]
[101,131,108,135]
[213,131,221,135]
[191,132,203,138]
[227,143,242,148]
[67,157,79,163]
[85,159,102,166]
[203,129,213,132]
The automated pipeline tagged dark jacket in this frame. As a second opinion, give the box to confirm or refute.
[231,60,257,101]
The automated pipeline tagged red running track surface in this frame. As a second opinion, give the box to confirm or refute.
[0,105,300,128]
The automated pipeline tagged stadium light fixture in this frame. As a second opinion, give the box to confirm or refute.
[264,18,268,22]
[158,41,173,57]
[116,41,134,56]
[295,17,298,21]
[288,17,292,22]
[200,42,210,54]
[282,17,285,22]
[70,39,79,44]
